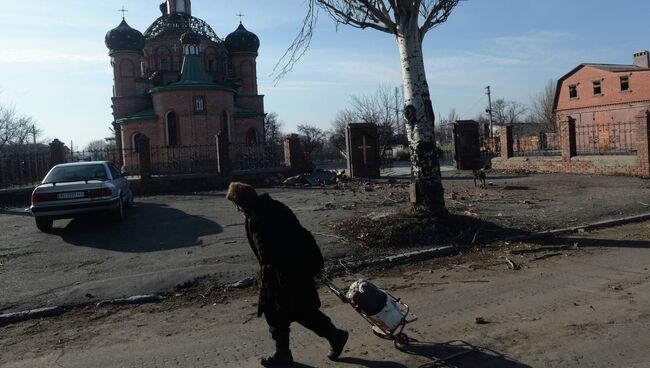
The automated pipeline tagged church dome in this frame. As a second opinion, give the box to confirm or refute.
[225,23,259,53]
[180,30,202,45]
[105,19,145,52]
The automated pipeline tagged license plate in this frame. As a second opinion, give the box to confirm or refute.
[57,191,85,199]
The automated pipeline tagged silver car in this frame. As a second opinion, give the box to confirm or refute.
[30,161,134,231]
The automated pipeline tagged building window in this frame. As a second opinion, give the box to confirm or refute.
[160,57,169,71]
[569,85,577,99]
[208,59,215,72]
[593,80,602,96]
[193,96,206,114]
[620,76,629,92]
[166,111,178,146]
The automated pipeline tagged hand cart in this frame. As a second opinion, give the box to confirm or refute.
[323,276,417,350]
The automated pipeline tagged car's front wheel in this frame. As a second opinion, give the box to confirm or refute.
[35,217,53,232]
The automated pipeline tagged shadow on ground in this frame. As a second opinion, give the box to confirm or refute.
[49,202,222,252]
[399,339,531,368]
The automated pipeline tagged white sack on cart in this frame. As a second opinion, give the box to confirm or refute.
[346,279,403,332]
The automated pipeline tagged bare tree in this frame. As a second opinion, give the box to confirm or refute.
[332,86,399,159]
[491,99,527,126]
[0,104,40,152]
[275,0,461,215]
[531,80,557,130]
[264,112,284,146]
[329,111,352,157]
[297,124,326,155]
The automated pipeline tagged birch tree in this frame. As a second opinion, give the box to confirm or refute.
[275,0,461,215]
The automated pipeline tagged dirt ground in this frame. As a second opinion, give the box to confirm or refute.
[2,220,650,367]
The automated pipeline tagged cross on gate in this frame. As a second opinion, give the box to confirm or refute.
[357,135,372,165]
[118,5,128,19]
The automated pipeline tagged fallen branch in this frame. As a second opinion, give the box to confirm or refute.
[533,252,564,261]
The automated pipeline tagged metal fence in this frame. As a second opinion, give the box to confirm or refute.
[513,130,561,157]
[67,148,123,165]
[230,141,285,171]
[0,150,50,188]
[149,144,218,175]
[576,121,637,155]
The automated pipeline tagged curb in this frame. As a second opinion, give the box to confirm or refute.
[0,306,66,327]
[3,212,649,327]
[505,212,650,242]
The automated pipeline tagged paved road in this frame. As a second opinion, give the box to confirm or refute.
[1,171,649,313]
[2,221,649,367]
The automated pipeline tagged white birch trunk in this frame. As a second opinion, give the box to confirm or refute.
[394,6,446,214]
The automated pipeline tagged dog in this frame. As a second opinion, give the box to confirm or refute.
[473,167,487,189]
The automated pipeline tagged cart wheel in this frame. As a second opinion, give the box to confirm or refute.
[394,333,409,350]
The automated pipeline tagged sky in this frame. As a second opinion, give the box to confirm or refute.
[2,0,650,148]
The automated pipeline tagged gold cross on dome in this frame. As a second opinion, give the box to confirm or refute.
[118,5,128,19]
[357,135,372,165]
[236,12,245,23]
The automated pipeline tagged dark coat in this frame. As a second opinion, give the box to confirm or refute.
[245,193,323,317]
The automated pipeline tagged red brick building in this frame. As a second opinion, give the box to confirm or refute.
[105,0,264,171]
[554,50,650,125]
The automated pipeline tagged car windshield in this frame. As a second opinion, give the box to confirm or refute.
[43,164,107,183]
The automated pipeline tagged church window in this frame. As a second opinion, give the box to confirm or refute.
[132,133,142,153]
[208,59,215,72]
[166,111,178,146]
[193,96,206,114]
[160,57,169,71]
[222,111,231,142]
[246,128,258,146]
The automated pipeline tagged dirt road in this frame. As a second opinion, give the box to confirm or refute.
[2,220,649,368]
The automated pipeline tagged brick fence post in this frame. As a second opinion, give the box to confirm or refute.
[48,139,65,169]
[284,134,312,174]
[500,125,513,159]
[137,135,152,180]
[635,110,650,176]
[560,116,577,160]
[112,122,123,167]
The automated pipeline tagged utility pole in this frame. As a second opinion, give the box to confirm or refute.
[485,86,494,138]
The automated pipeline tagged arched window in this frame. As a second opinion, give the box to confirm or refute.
[222,111,230,142]
[132,133,142,153]
[165,111,178,146]
[246,128,258,146]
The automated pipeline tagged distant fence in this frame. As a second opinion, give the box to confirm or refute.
[575,121,636,155]
[492,115,650,177]
[0,149,50,188]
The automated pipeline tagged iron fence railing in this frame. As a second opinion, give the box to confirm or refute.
[576,121,636,155]
[513,131,561,157]
[148,145,218,176]
[230,142,285,171]
[0,150,50,188]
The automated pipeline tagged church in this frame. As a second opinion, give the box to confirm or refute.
[104,0,265,172]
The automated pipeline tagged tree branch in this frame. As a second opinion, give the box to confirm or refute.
[419,0,460,36]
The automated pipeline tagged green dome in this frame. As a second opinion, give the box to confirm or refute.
[105,19,145,52]
[225,23,259,53]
